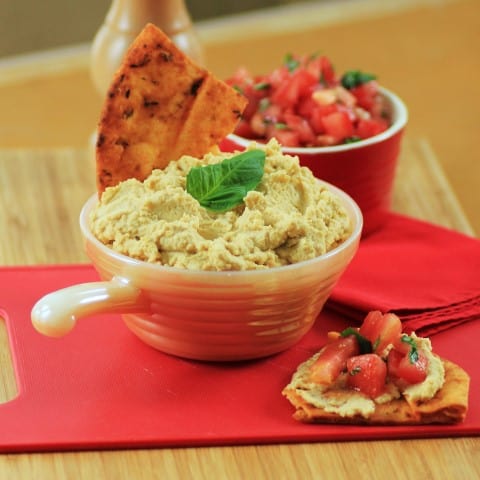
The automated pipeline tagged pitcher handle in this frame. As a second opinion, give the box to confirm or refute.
[31,276,146,337]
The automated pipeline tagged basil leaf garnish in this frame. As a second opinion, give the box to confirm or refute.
[343,136,362,144]
[186,150,265,212]
[341,327,373,354]
[284,53,300,72]
[253,82,271,91]
[401,334,419,364]
[341,70,377,89]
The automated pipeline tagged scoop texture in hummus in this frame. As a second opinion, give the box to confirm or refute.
[89,140,351,271]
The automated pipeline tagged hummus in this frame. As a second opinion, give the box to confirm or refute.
[89,139,351,271]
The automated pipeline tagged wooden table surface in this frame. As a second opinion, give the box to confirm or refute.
[0,0,478,478]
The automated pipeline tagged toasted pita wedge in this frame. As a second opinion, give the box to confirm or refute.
[283,357,469,425]
[95,23,247,193]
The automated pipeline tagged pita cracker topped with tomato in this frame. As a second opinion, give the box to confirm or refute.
[283,311,469,425]
[95,23,247,194]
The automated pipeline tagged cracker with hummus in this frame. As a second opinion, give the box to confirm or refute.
[95,23,247,193]
[282,311,470,425]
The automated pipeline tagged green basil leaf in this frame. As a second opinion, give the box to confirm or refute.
[341,70,377,89]
[340,327,373,354]
[401,334,419,364]
[253,82,271,91]
[343,136,362,144]
[186,150,266,212]
[259,98,271,112]
[284,53,300,72]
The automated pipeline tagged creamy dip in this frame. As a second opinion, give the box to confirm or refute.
[89,139,351,271]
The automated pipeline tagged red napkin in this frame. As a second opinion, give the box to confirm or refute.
[328,213,480,336]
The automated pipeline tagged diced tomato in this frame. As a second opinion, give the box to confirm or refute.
[310,335,360,385]
[359,311,402,355]
[241,95,260,122]
[234,119,255,138]
[346,354,387,398]
[321,111,354,139]
[355,118,389,139]
[305,55,336,86]
[387,348,428,386]
[319,56,336,86]
[296,95,317,120]
[262,102,282,120]
[308,104,337,134]
[269,128,300,148]
[359,310,383,340]
[284,113,316,145]
[392,334,414,355]
[271,69,317,109]
[350,80,379,110]
[376,313,403,353]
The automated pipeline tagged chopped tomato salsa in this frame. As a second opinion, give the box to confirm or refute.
[226,54,391,148]
[309,311,429,399]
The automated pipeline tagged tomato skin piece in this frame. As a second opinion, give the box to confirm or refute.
[387,348,429,386]
[234,119,255,139]
[321,111,354,140]
[358,310,384,343]
[284,113,316,145]
[304,55,336,86]
[269,128,300,148]
[346,354,387,398]
[350,80,379,110]
[310,335,360,385]
[355,118,389,139]
[374,313,402,354]
[359,311,402,355]
[319,56,336,86]
[271,69,317,109]
[308,104,337,134]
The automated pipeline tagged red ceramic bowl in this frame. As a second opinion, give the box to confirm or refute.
[221,87,408,236]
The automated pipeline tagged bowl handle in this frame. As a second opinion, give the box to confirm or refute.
[31,276,146,337]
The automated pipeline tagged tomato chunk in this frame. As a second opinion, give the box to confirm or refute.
[310,335,360,385]
[355,118,389,139]
[346,354,387,398]
[284,113,316,145]
[387,347,428,386]
[321,111,354,139]
[359,311,402,355]
[349,80,379,110]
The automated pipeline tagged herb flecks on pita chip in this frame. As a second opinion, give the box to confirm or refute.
[96,23,247,194]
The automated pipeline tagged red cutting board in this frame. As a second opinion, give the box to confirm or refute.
[0,264,478,453]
